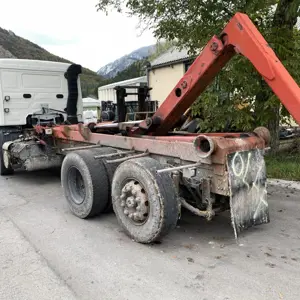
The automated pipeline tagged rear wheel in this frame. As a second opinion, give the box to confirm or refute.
[61,148,115,218]
[112,157,179,244]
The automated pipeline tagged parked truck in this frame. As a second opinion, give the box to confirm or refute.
[0,60,82,174]
[1,13,299,244]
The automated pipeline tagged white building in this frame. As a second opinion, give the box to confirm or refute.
[98,76,147,103]
[82,97,100,123]
[148,47,193,105]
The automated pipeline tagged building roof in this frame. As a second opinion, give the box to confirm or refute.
[82,97,100,108]
[150,47,191,69]
[98,76,147,90]
[83,97,99,104]
[0,58,70,71]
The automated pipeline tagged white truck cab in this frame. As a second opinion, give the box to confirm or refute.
[0,59,83,175]
[0,59,83,126]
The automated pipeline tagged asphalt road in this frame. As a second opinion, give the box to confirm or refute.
[0,170,299,300]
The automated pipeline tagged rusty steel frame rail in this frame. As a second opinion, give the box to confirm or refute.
[51,123,268,197]
[52,124,266,166]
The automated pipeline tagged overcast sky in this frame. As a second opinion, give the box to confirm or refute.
[0,0,156,72]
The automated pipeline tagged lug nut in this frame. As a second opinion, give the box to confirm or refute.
[126,197,135,208]
[145,118,152,126]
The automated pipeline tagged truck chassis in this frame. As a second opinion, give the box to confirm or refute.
[3,12,300,243]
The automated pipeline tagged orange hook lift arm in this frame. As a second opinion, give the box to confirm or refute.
[137,13,300,136]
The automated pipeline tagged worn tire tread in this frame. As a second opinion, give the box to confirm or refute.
[61,149,109,218]
[112,157,179,243]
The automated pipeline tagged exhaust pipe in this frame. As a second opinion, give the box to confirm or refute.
[65,64,82,124]
[194,135,216,158]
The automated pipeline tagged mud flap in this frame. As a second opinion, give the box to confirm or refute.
[227,149,270,238]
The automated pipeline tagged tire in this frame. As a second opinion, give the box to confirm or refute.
[91,147,118,213]
[0,129,20,176]
[112,157,179,244]
[61,149,110,218]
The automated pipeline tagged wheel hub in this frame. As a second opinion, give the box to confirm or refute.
[120,180,149,224]
[68,167,85,205]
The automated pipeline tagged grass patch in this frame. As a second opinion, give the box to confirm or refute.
[265,151,300,181]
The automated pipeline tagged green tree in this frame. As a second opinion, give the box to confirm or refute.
[148,40,175,61]
[97,0,300,152]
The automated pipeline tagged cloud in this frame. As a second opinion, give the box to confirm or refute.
[0,0,156,71]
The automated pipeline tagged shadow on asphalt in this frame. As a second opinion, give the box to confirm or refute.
[10,169,61,183]
[5,169,266,248]
[169,209,237,246]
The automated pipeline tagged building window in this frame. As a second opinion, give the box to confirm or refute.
[184,60,194,72]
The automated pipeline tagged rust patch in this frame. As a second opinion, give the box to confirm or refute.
[253,126,271,146]
[62,126,72,138]
[78,123,91,140]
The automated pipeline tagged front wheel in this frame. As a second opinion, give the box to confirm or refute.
[0,130,19,176]
[112,157,180,244]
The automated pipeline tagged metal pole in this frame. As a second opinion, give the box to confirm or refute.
[62,144,101,152]
[106,152,149,164]
[94,150,136,159]
[156,162,202,174]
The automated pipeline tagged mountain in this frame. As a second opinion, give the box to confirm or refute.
[99,58,149,88]
[97,45,156,78]
[0,27,104,97]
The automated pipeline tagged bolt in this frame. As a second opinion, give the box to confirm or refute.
[145,118,152,126]
[210,42,219,52]
[181,80,188,89]
[124,209,129,215]
[126,197,135,208]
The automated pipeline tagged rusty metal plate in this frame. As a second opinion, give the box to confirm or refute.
[227,149,269,238]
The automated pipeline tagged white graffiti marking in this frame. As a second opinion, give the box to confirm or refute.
[253,189,268,220]
[230,150,269,222]
[232,152,245,177]
[231,152,252,192]
[253,163,268,220]
[242,152,251,191]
